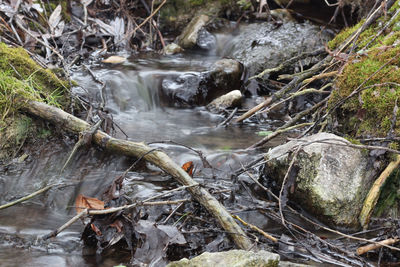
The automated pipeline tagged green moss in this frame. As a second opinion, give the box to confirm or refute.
[0,43,69,105]
[330,43,400,137]
[327,20,364,50]
[344,136,362,145]
[0,42,70,160]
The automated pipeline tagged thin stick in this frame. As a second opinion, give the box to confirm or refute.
[301,71,338,85]
[0,184,57,210]
[218,107,238,127]
[232,214,278,242]
[247,122,313,150]
[89,199,190,215]
[116,0,167,46]
[43,209,88,239]
[161,202,184,224]
[357,237,400,255]
[278,147,300,226]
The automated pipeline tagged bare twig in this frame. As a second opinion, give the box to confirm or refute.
[232,214,278,242]
[0,183,58,210]
[43,209,88,240]
[357,237,400,255]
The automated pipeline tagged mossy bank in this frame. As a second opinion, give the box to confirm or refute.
[0,43,70,160]
[328,1,400,139]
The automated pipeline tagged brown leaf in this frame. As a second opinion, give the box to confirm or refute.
[75,194,104,214]
[110,220,124,232]
[182,161,194,176]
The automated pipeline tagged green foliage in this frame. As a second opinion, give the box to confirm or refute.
[327,20,364,50]
[257,131,273,136]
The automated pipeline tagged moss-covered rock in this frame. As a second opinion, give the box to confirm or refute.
[328,1,400,138]
[264,133,378,229]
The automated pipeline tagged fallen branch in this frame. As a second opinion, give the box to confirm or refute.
[43,208,88,240]
[357,237,400,255]
[22,100,252,250]
[232,214,278,243]
[249,48,325,80]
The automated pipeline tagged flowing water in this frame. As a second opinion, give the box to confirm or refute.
[0,35,291,265]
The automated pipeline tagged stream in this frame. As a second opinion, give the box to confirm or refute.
[0,26,308,266]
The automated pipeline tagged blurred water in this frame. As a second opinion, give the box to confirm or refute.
[0,27,286,267]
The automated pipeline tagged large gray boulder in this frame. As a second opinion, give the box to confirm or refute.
[264,133,378,229]
[222,21,330,77]
[167,249,280,267]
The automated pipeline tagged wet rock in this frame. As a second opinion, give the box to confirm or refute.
[264,132,378,229]
[254,9,295,22]
[270,9,295,22]
[206,90,242,112]
[176,14,213,50]
[161,59,243,107]
[209,58,242,89]
[222,21,330,77]
[166,249,280,267]
[164,43,184,55]
[161,73,204,106]
[196,28,217,50]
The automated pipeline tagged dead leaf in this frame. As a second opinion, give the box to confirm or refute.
[91,223,102,236]
[110,220,124,232]
[182,161,194,176]
[102,55,126,64]
[75,194,104,214]
[48,4,62,31]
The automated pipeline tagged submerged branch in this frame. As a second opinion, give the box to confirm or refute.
[0,184,57,210]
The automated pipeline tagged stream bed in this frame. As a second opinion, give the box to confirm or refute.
[0,21,319,266]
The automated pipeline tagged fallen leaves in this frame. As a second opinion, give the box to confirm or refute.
[75,194,104,214]
[182,161,194,176]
